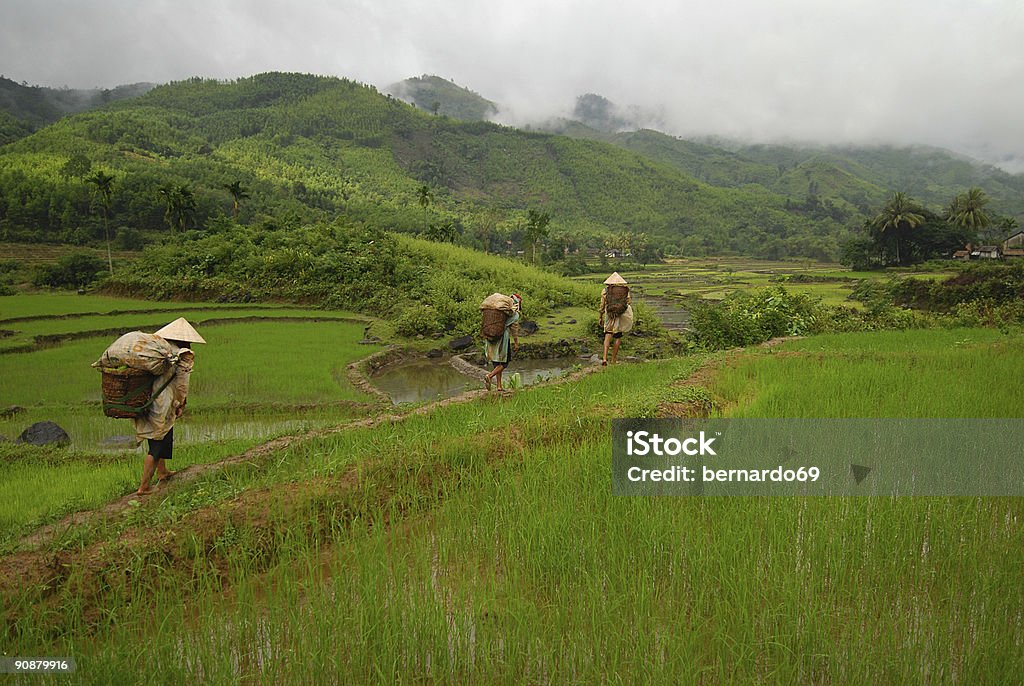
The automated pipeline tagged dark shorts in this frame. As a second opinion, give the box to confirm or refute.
[605,331,623,340]
[148,428,173,460]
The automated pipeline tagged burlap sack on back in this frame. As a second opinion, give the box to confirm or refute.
[480,293,516,313]
[92,331,178,376]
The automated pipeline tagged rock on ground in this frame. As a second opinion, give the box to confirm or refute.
[18,421,71,447]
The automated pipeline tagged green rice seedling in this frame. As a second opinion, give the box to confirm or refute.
[711,328,1022,418]
[4,329,1023,683]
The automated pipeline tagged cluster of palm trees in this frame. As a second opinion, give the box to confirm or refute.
[84,170,251,273]
[870,187,1017,265]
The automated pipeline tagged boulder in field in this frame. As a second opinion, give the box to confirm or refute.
[519,320,539,335]
[449,335,474,351]
[18,421,70,447]
[426,348,443,358]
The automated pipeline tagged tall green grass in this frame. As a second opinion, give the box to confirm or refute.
[4,329,1023,683]
[37,348,1023,684]
[711,328,1022,417]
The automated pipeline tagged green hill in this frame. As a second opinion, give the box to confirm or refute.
[0,76,154,143]
[0,72,849,259]
[386,75,498,121]
[731,141,1024,219]
[531,85,1024,228]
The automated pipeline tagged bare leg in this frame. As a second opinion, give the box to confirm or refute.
[602,333,612,365]
[611,338,622,363]
[494,365,505,390]
[138,453,157,495]
[156,458,175,481]
[484,366,495,390]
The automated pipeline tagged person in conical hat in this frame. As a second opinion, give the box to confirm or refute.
[154,317,207,345]
[599,273,633,365]
[134,318,204,495]
[604,272,627,286]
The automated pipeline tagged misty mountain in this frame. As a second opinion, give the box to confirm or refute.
[0,77,155,144]
[385,75,498,121]
[387,75,1023,222]
[570,94,663,134]
[546,116,1024,221]
[0,71,853,260]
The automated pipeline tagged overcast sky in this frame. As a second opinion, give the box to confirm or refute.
[3,0,1023,169]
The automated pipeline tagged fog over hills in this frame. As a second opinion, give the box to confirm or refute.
[1,0,1021,172]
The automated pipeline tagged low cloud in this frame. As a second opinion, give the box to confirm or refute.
[3,0,1023,168]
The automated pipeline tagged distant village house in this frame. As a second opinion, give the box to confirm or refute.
[1002,231,1024,258]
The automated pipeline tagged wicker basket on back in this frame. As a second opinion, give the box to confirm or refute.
[606,285,629,317]
[480,308,509,342]
[99,367,155,418]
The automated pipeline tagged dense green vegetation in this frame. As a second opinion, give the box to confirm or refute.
[102,222,599,336]
[0,72,863,260]
[0,76,153,141]
[547,123,1024,230]
[712,327,1019,417]
[4,71,1022,266]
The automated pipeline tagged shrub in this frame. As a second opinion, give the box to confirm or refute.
[688,286,823,349]
[395,306,441,336]
[32,253,107,289]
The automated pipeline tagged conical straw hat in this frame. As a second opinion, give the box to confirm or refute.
[154,317,206,344]
[604,272,627,285]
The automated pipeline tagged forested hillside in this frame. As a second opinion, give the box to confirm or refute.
[0,77,153,143]
[547,122,1024,225]
[388,75,1024,235]
[0,72,849,260]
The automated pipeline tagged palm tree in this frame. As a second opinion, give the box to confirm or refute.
[946,187,991,236]
[157,183,197,234]
[872,192,924,265]
[416,185,433,232]
[223,180,250,220]
[157,184,176,232]
[524,209,551,264]
[426,219,459,243]
[170,184,197,234]
[87,170,115,274]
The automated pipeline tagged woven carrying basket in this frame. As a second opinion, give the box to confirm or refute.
[100,367,154,418]
[480,308,508,341]
[606,285,629,316]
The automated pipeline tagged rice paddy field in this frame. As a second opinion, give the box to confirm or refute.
[1,291,1022,684]
[591,256,958,309]
[0,295,383,547]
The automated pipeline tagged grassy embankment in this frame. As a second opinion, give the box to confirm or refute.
[1,318,1021,683]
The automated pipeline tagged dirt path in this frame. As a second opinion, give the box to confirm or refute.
[14,356,605,552]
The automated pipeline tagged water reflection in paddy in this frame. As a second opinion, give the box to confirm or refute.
[371,357,578,405]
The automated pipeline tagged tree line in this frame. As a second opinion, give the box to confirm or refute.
[840,187,1020,270]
